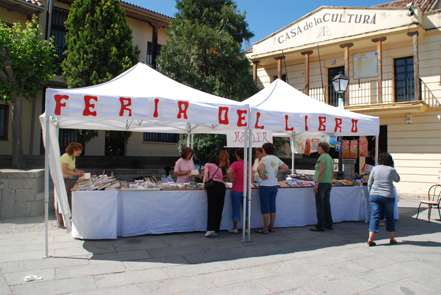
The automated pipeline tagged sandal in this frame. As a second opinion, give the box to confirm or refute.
[255,228,269,234]
[390,239,397,245]
[268,227,275,232]
[367,241,376,247]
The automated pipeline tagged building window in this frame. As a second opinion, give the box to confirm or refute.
[143,133,179,143]
[147,42,162,68]
[394,56,414,102]
[273,74,286,82]
[0,104,9,140]
[51,7,69,72]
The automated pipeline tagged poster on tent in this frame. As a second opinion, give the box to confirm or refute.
[226,130,273,147]
[359,138,367,157]
[293,135,330,154]
[350,140,358,159]
[342,140,350,158]
[335,140,342,152]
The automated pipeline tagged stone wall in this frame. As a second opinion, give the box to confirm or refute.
[0,169,53,219]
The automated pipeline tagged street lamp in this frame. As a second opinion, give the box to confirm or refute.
[331,71,349,179]
[331,71,349,109]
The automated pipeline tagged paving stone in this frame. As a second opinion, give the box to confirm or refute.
[55,245,115,257]
[306,275,377,295]
[206,265,277,287]
[164,261,230,278]
[147,244,204,258]
[276,287,316,294]
[56,261,126,279]
[182,248,244,263]
[357,279,434,295]
[253,271,326,293]
[265,257,315,275]
[405,274,441,292]
[89,249,151,262]
[0,261,20,274]
[12,276,97,295]
[95,268,169,288]
[189,281,270,295]
[0,249,55,263]
[19,256,90,272]
[3,268,55,286]
[122,255,189,271]
[138,274,217,294]
[0,244,25,254]
[113,239,170,252]
[308,260,370,280]
[65,284,143,295]
[307,246,375,266]
[221,254,288,270]
[357,264,420,285]
[0,275,12,295]
[398,260,441,281]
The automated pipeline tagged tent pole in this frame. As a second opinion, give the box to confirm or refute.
[290,135,295,174]
[44,117,49,258]
[247,128,252,242]
[241,128,247,242]
[186,123,190,147]
[375,136,379,166]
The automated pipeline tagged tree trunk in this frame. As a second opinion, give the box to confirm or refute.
[11,90,25,169]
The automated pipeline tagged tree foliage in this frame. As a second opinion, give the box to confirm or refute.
[158,0,257,101]
[159,0,258,161]
[62,0,140,88]
[0,16,57,168]
[62,0,140,145]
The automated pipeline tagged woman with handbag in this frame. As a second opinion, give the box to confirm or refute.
[202,155,226,237]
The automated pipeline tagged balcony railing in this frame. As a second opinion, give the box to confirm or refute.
[301,78,440,108]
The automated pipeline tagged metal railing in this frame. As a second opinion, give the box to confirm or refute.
[301,78,440,107]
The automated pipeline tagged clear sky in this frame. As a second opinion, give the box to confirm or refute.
[128,0,387,48]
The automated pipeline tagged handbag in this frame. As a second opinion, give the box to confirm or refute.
[204,166,220,189]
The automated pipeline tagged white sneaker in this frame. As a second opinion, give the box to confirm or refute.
[229,228,238,234]
[205,231,216,237]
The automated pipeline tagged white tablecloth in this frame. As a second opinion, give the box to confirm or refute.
[72,186,375,239]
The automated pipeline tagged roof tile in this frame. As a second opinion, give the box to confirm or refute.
[373,0,440,12]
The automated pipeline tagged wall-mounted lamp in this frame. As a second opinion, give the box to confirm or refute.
[406,3,414,16]
[406,114,412,124]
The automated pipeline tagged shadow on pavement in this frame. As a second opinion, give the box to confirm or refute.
[79,205,441,265]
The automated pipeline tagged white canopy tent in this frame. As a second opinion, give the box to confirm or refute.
[40,62,252,255]
[239,79,380,240]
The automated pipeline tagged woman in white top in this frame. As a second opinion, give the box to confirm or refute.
[252,147,264,182]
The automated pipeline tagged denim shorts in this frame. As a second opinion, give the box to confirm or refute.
[259,185,278,214]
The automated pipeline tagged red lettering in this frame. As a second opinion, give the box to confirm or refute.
[351,119,358,133]
[54,95,69,115]
[153,98,159,118]
[119,97,132,116]
[318,116,326,131]
[237,110,247,127]
[83,96,98,116]
[334,118,342,133]
[254,112,264,129]
[304,115,309,131]
[177,101,189,119]
[285,115,294,131]
[218,107,229,125]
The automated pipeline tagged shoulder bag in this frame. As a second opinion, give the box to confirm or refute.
[204,166,220,189]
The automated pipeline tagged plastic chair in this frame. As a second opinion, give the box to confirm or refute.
[416,184,441,222]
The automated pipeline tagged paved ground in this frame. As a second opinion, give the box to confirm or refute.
[1,199,440,295]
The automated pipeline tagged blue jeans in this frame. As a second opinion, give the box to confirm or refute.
[369,195,395,232]
[231,190,249,222]
[259,185,278,214]
[314,183,333,230]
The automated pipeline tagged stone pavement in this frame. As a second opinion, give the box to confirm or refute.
[1,199,441,295]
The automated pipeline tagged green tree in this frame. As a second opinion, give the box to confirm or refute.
[62,0,140,146]
[158,0,258,160]
[0,17,57,168]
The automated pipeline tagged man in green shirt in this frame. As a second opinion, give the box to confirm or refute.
[311,142,334,232]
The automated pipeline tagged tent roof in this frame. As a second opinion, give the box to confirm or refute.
[242,79,380,136]
[42,62,246,134]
